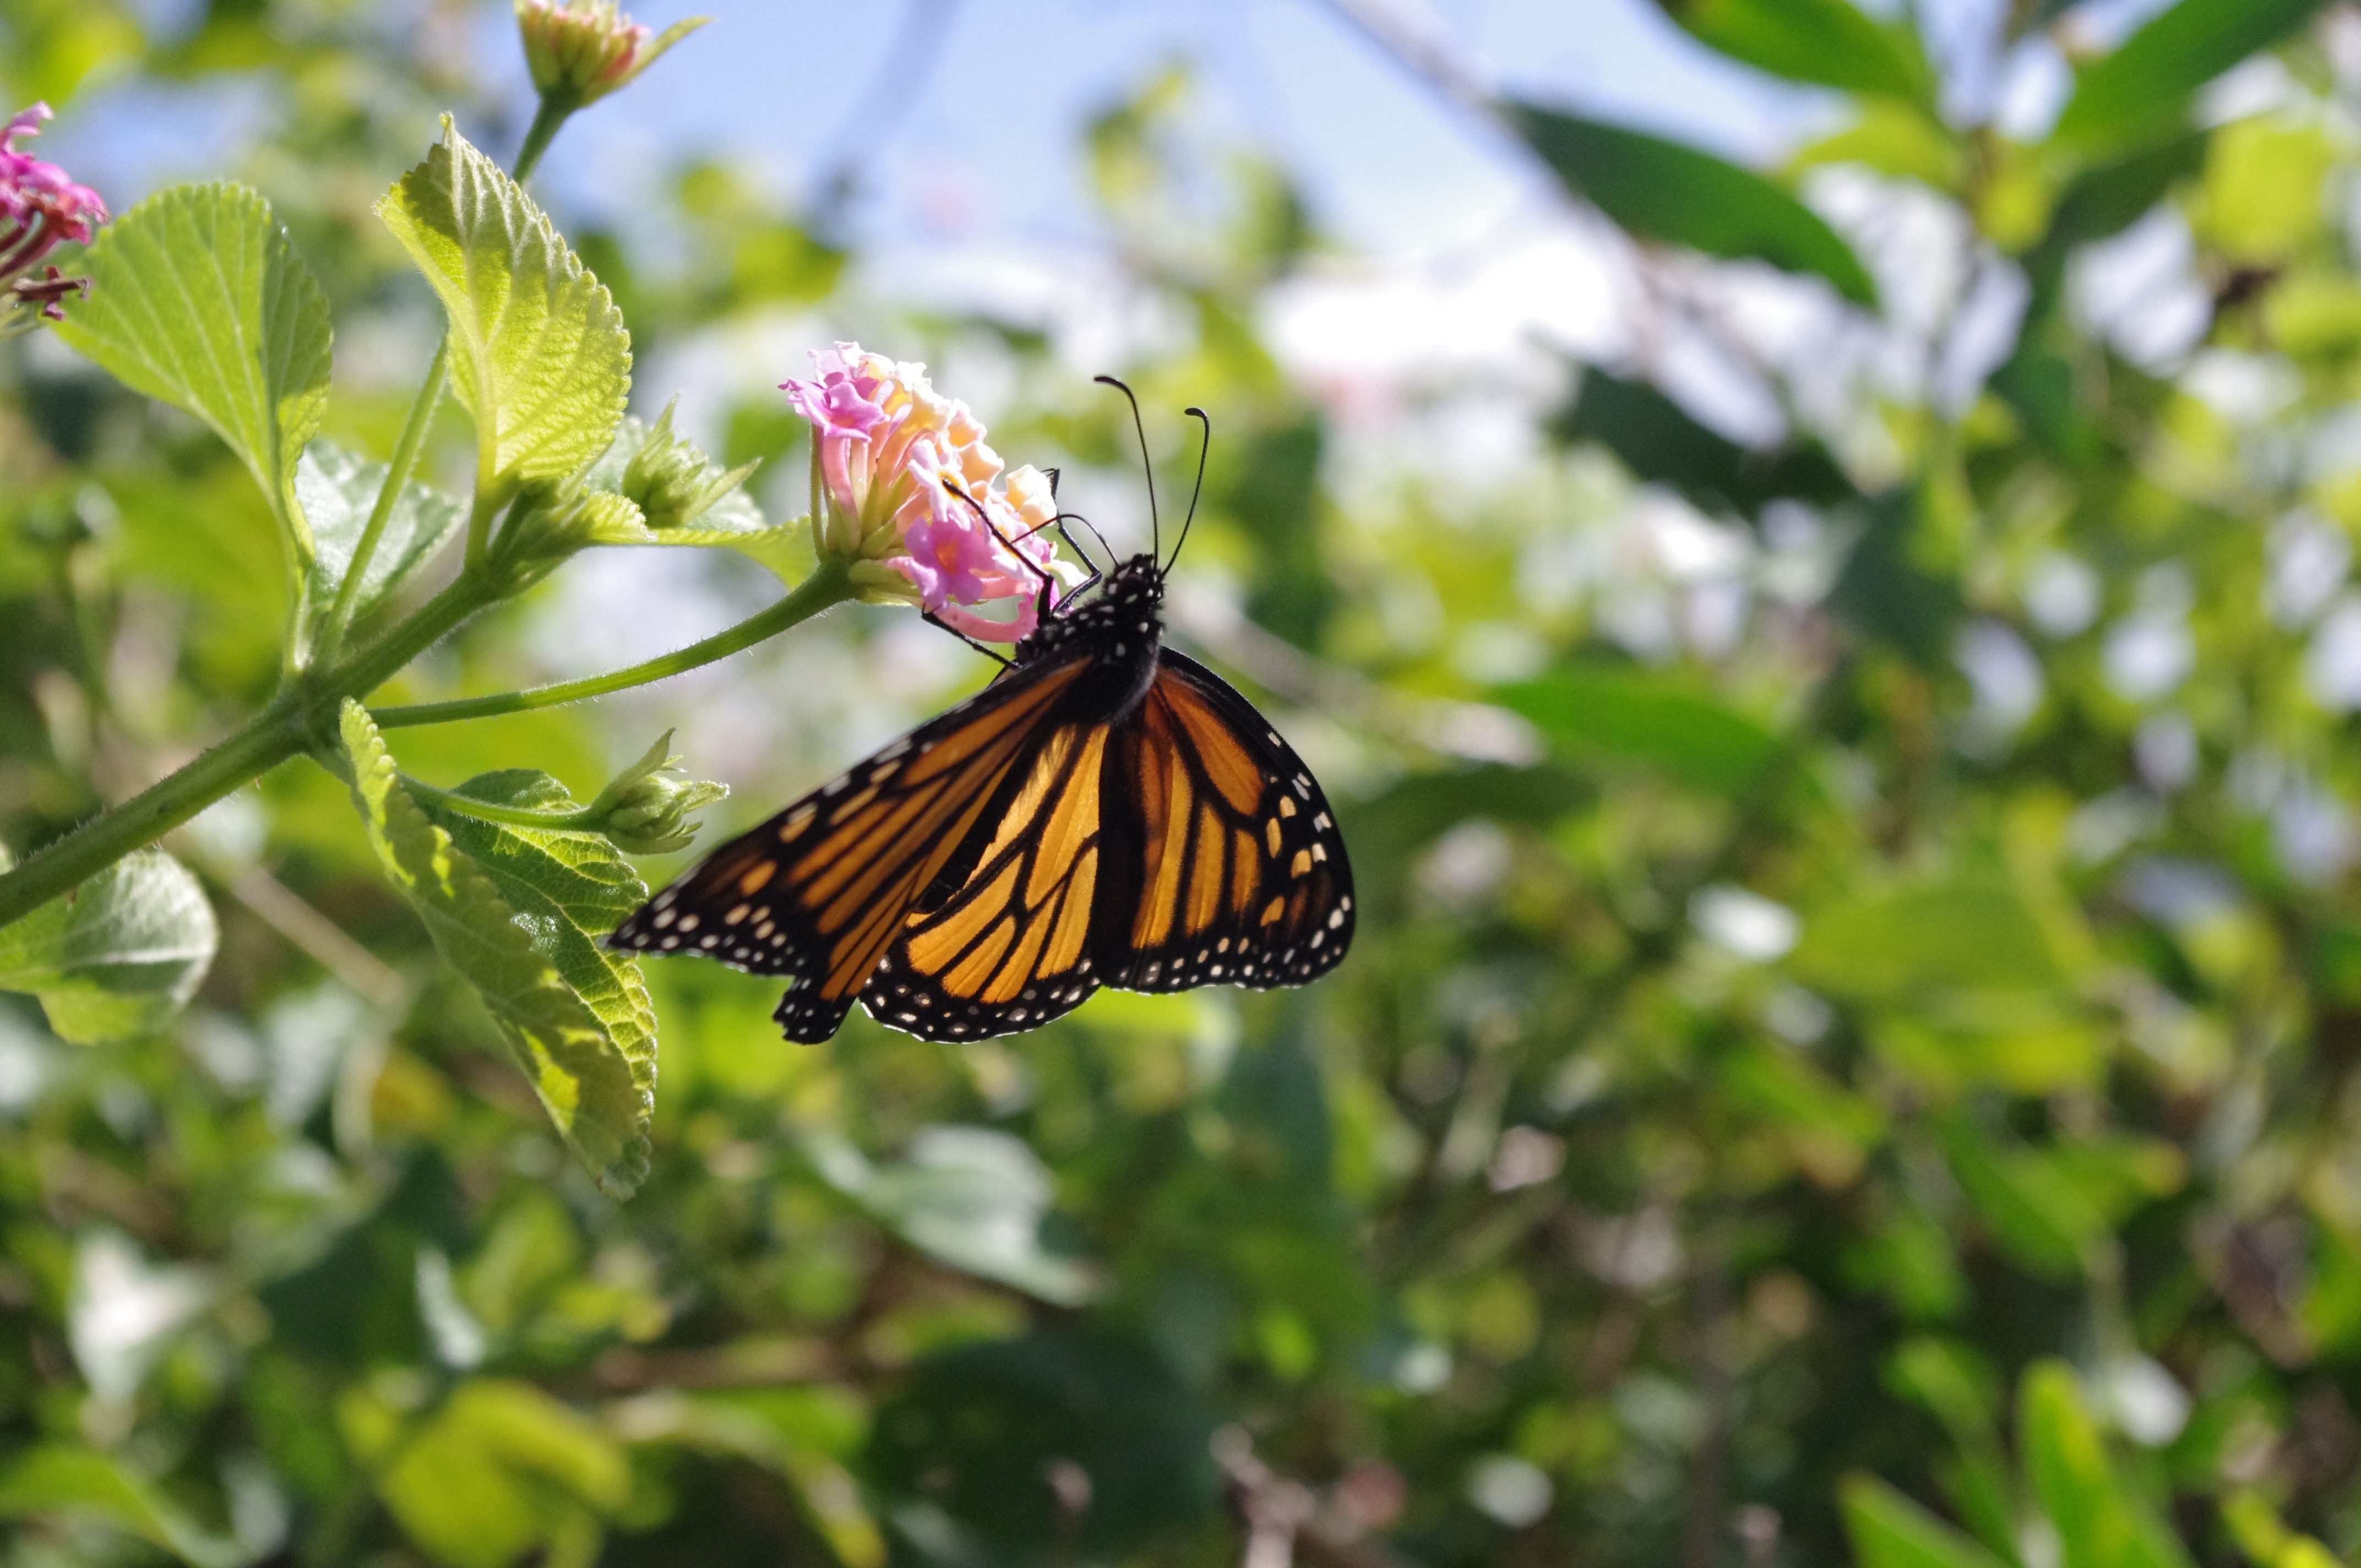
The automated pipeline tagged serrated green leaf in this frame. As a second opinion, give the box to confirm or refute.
[338,701,649,1195]
[376,119,630,508]
[0,843,216,1043]
[1658,0,1934,104]
[1508,104,1879,307]
[297,439,465,629]
[2051,0,2325,155]
[55,181,331,556]
[0,1444,241,1568]
[416,768,657,1168]
[1839,1474,2011,1568]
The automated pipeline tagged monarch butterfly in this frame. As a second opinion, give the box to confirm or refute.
[608,386,1354,1043]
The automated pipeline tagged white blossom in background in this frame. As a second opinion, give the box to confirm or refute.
[1956,617,2044,754]
[2265,509,2350,627]
[2134,712,2199,794]
[2071,207,2212,372]
[2102,565,2195,703]
[2024,550,2101,638]
[70,1232,211,1409]
[1690,885,1799,962]
[2306,595,2361,710]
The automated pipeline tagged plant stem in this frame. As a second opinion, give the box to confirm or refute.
[314,337,450,669]
[372,558,855,729]
[399,774,601,832]
[513,94,576,186]
[0,573,499,931]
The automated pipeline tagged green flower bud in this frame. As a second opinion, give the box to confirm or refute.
[587,731,728,855]
[624,399,760,532]
[514,1,708,108]
[495,478,648,579]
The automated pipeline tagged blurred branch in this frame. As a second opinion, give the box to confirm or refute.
[206,857,409,1012]
[1214,1429,1412,1568]
[1312,0,1498,122]
[1166,585,1541,765]
[808,0,964,237]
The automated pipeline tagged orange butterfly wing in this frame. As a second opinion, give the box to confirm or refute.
[609,655,1089,1042]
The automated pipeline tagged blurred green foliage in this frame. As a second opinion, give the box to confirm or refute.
[8,1,2361,1566]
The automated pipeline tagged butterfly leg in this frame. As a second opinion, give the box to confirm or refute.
[923,611,1017,668]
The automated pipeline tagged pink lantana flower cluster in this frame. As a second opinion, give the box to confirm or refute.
[1,104,106,331]
[785,344,1085,642]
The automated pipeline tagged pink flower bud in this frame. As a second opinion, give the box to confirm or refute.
[514,0,708,107]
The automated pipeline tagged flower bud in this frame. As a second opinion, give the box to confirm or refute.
[514,0,708,108]
[587,731,728,856]
[624,399,759,531]
[496,478,646,576]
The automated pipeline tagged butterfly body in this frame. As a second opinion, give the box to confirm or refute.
[611,551,1354,1043]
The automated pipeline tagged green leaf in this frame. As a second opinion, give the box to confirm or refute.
[415,767,657,1158]
[338,701,650,1195]
[1550,366,1860,519]
[1839,1474,2012,1568]
[1495,664,1782,792]
[376,119,630,507]
[55,181,332,555]
[1940,1124,2108,1283]
[2051,0,2326,155]
[0,1444,241,1568]
[373,1378,628,1568]
[1508,104,1879,307]
[1789,874,2064,1001]
[0,843,216,1043]
[808,1125,1100,1305]
[1658,0,1933,104]
[298,439,466,630]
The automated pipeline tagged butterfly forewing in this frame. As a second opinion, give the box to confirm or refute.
[609,655,1090,1042]
[1097,652,1354,993]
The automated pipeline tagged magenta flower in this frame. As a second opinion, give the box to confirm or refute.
[784,342,1084,642]
[0,104,105,328]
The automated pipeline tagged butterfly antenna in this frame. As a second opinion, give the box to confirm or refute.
[1167,406,1210,574]
[1095,374,1159,560]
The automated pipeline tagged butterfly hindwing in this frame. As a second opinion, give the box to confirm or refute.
[862,718,1112,1039]
[1097,651,1354,993]
[608,655,1090,1042]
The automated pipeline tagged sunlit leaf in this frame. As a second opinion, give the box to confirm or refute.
[1789,875,2063,1000]
[1508,104,1879,306]
[56,181,331,554]
[2051,0,2326,154]
[1657,0,1933,104]
[1496,664,1782,793]
[297,439,465,630]
[808,1125,1099,1305]
[376,119,630,507]
[372,1378,627,1568]
[0,843,215,1042]
[338,701,650,1195]
[0,1444,240,1568]
[1840,1474,2011,1568]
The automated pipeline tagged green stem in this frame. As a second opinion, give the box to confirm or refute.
[0,573,499,931]
[373,559,855,730]
[399,774,600,832]
[513,94,576,186]
[314,338,450,669]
